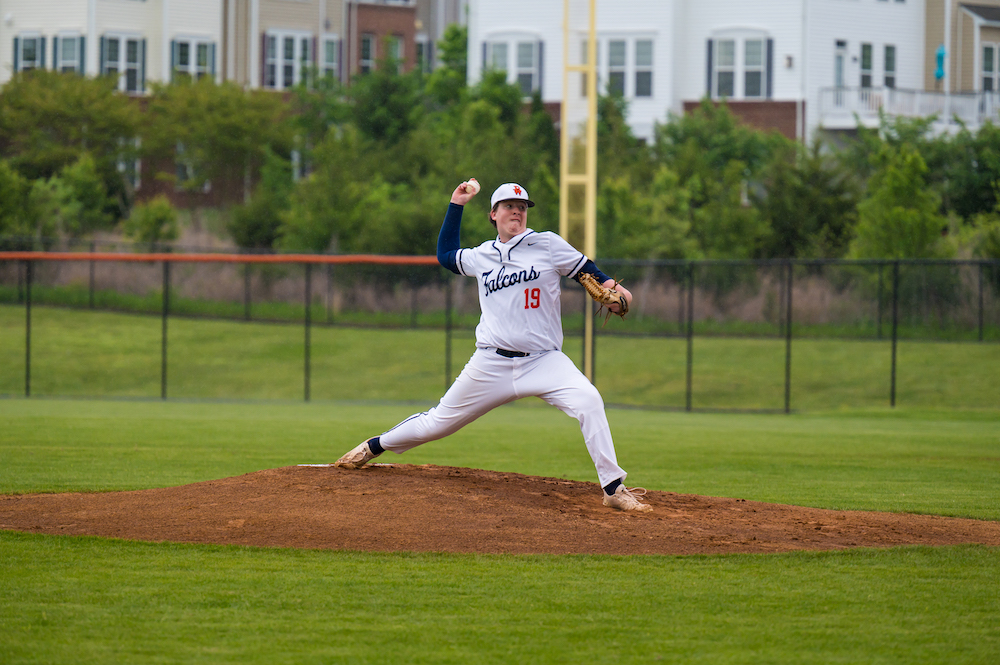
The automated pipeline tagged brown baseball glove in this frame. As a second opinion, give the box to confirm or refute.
[578,272,629,325]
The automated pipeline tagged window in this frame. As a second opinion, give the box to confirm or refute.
[126,39,142,90]
[360,34,375,74]
[635,39,653,97]
[884,45,896,88]
[484,38,541,96]
[323,37,339,80]
[517,41,538,94]
[709,34,771,100]
[177,42,190,78]
[607,39,626,96]
[102,36,145,93]
[487,42,507,71]
[175,142,210,192]
[744,39,764,98]
[264,31,310,89]
[56,35,82,73]
[172,39,213,82]
[715,39,735,97]
[860,43,872,87]
[300,37,311,82]
[196,43,210,79]
[416,36,431,73]
[834,40,846,87]
[984,44,997,92]
[386,35,404,73]
[118,138,141,192]
[282,37,294,87]
[579,39,598,96]
[264,36,276,86]
[14,35,45,71]
[176,142,193,185]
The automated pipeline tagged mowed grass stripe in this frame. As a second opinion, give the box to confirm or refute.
[2,304,998,409]
[2,400,998,519]
[1,533,998,665]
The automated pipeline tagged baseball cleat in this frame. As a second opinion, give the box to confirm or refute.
[603,485,653,512]
[334,439,380,469]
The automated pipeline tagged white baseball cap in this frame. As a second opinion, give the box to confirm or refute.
[490,183,535,209]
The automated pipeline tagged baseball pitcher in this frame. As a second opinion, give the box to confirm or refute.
[335,180,651,512]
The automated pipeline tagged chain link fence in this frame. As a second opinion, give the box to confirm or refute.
[2,248,998,411]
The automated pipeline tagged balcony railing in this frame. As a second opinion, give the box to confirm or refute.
[818,87,1000,130]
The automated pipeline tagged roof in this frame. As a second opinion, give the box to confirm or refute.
[961,4,1000,23]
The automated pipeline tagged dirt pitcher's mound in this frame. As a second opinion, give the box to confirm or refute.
[2,464,999,555]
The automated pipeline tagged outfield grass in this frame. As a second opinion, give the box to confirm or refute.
[1,400,998,664]
[2,400,998,517]
[2,304,998,409]
[2,533,997,665]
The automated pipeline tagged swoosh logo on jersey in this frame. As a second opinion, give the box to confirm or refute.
[482,265,541,296]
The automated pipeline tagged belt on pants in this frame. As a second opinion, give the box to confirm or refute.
[495,348,530,358]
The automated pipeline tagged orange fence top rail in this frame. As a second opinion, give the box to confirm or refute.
[0,251,440,265]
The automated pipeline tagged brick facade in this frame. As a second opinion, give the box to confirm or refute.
[346,2,417,78]
[683,100,801,141]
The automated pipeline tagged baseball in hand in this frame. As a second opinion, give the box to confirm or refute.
[464,178,480,195]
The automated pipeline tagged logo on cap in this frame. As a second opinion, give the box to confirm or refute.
[490,182,535,208]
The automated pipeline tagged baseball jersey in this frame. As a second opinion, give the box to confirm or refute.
[454,228,588,353]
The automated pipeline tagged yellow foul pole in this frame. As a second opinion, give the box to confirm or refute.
[560,0,598,380]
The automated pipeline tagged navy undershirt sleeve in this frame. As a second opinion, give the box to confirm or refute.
[575,259,611,284]
[436,203,463,275]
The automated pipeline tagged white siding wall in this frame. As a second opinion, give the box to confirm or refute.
[468,0,677,141]
[678,0,804,103]
[805,0,925,134]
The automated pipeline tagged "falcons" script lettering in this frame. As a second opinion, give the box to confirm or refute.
[482,265,540,297]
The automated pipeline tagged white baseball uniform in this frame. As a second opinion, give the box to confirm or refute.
[378,203,628,488]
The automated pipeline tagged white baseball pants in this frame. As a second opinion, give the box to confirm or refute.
[379,348,627,488]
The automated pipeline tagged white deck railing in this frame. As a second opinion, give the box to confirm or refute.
[818,87,1000,130]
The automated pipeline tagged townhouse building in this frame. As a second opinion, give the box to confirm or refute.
[223,0,421,90]
[1,0,224,91]
[468,0,1000,142]
[2,0,463,92]
[6,0,1000,141]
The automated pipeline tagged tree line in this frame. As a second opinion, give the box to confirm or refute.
[0,25,998,262]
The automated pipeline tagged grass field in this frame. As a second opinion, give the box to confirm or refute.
[1,399,999,663]
[2,304,999,409]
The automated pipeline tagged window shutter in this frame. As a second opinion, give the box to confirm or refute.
[210,43,217,79]
[99,36,105,74]
[80,37,86,74]
[766,38,774,99]
[39,37,46,68]
[13,37,19,72]
[537,40,544,96]
[706,39,713,97]
[338,39,343,82]
[141,39,147,91]
[482,42,487,72]
[49,37,56,69]
[261,33,267,87]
